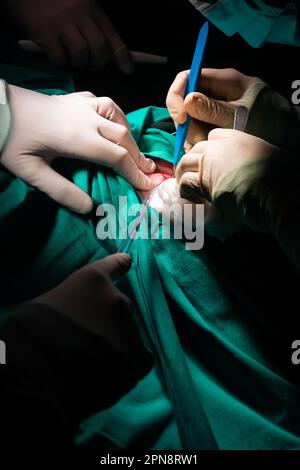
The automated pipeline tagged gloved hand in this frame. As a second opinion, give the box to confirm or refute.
[3,253,153,424]
[1,85,155,213]
[33,253,150,366]
[176,128,300,269]
[167,68,300,153]
[149,178,239,242]
[141,159,240,242]
[2,0,133,72]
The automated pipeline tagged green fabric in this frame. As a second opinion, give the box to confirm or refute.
[1,61,300,450]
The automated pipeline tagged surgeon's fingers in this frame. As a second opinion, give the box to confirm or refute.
[175,153,203,183]
[176,142,209,200]
[184,92,235,128]
[72,91,96,98]
[38,36,67,67]
[94,254,132,280]
[110,146,155,190]
[60,26,89,68]
[208,127,242,140]
[179,171,204,203]
[175,141,208,183]
[17,157,93,214]
[199,68,253,101]
[94,96,131,130]
[97,117,156,174]
[93,97,156,173]
[79,132,154,190]
[185,119,212,152]
[166,70,190,124]
[167,68,251,133]
[79,16,110,69]
[189,140,209,154]
[93,5,133,75]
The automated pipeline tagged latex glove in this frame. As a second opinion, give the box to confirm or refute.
[4,253,153,420]
[147,175,239,242]
[33,253,151,366]
[167,68,300,153]
[176,129,300,269]
[2,0,133,72]
[140,157,239,241]
[1,85,155,213]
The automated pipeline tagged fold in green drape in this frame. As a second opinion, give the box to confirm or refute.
[1,60,300,450]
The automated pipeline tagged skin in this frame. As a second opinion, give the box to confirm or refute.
[139,159,173,199]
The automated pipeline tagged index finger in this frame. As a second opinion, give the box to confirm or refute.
[95,96,131,130]
[94,97,155,174]
[94,5,133,74]
[166,70,189,124]
[97,116,156,175]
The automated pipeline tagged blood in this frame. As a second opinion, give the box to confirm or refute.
[140,158,173,200]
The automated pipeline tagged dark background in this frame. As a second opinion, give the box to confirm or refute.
[75,0,298,111]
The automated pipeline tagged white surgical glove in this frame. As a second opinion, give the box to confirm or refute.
[1,85,155,213]
[176,129,300,270]
[2,0,133,72]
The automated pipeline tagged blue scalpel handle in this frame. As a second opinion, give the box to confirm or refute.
[173,21,209,166]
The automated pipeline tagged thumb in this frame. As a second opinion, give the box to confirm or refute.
[179,171,206,203]
[184,92,235,128]
[93,254,132,280]
[166,70,190,124]
[179,148,211,202]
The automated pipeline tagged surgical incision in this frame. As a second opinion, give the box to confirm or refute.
[140,158,240,241]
